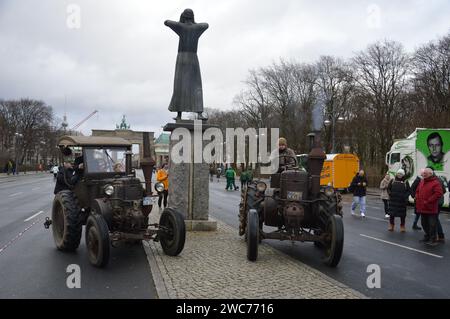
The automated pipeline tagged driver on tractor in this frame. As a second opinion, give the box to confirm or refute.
[271,137,297,173]
[54,147,83,194]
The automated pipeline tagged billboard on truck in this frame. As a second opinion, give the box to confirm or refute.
[386,128,449,208]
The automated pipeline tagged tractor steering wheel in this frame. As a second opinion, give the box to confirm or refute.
[278,154,298,172]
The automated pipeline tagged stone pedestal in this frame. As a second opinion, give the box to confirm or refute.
[163,120,217,231]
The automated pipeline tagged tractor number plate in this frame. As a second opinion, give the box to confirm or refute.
[143,196,158,206]
[287,191,302,201]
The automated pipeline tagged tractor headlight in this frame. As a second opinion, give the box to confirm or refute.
[324,186,335,197]
[256,182,267,193]
[155,182,165,193]
[104,185,114,196]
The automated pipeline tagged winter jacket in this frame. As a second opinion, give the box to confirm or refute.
[54,166,77,194]
[156,169,169,190]
[415,176,444,215]
[350,174,368,197]
[410,176,421,199]
[379,176,391,200]
[225,168,235,179]
[387,178,410,217]
[437,177,447,208]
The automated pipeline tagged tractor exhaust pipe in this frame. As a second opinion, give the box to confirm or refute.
[140,132,155,217]
[307,131,326,197]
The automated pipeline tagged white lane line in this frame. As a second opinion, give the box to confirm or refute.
[0,217,44,255]
[8,192,23,197]
[24,211,44,222]
[367,206,381,210]
[31,187,40,191]
[364,215,388,222]
[360,234,443,259]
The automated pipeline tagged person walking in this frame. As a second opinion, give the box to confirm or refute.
[350,170,368,217]
[156,164,169,209]
[225,166,238,191]
[415,167,444,246]
[239,168,248,190]
[387,169,410,232]
[216,166,222,182]
[379,173,391,218]
[435,174,447,243]
[209,164,215,182]
[410,169,425,230]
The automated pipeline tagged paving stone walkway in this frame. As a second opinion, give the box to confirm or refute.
[144,209,366,299]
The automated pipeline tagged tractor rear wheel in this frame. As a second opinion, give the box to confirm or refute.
[51,190,82,251]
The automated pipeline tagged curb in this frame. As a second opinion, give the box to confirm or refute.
[142,241,170,299]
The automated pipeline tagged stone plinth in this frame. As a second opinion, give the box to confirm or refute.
[164,120,217,231]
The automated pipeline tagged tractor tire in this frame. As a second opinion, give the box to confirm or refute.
[85,214,110,268]
[159,207,186,256]
[239,184,257,236]
[246,209,259,262]
[51,190,82,251]
[323,215,344,267]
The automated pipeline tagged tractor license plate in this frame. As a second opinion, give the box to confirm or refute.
[143,196,158,206]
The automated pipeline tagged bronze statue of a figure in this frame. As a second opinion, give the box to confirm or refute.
[165,9,208,120]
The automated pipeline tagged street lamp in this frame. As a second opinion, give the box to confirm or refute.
[14,133,23,175]
[323,116,345,154]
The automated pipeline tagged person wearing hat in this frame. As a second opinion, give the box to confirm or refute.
[271,137,296,173]
[387,168,411,232]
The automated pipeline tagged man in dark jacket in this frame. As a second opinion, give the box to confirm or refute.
[416,167,444,246]
[54,162,76,194]
[410,169,425,230]
[350,170,368,217]
[387,169,410,232]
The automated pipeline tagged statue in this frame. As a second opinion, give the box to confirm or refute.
[116,115,130,130]
[165,9,208,121]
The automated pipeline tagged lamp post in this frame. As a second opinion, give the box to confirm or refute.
[14,133,23,175]
[324,116,345,154]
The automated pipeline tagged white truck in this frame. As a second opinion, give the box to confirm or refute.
[386,128,449,208]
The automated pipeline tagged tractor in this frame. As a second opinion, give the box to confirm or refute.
[44,135,185,267]
[239,132,344,267]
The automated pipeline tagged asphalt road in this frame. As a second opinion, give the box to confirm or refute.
[208,178,450,299]
[0,173,157,299]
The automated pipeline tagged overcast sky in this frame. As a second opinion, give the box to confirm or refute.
[0,0,449,136]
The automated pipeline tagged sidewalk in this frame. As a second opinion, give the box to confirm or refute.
[144,209,366,299]
[0,171,46,179]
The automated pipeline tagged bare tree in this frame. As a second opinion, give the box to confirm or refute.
[352,40,411,170]
[411,32,450,127]
[315,56,355,153]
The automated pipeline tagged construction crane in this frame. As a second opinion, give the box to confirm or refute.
[71,110,98,130]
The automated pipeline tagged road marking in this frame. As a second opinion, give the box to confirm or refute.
[360,234,444,259]
[8,192,23,197]
[367,206,381,210]
[0,217,44,255]
[31,187,40,191]
[24,211,44,222]
[364,215,388,222]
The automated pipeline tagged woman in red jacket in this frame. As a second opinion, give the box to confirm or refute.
[415,168,444,246]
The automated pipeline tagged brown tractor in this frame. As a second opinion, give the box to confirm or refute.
[239,133,344,267]
[45,135,185,267]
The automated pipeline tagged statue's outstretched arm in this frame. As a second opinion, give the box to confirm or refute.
[164,20,181,34]
[196,22,209,36]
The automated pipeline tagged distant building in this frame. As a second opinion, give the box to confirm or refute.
[92,116,155,166]
[154,133,170,168]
